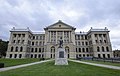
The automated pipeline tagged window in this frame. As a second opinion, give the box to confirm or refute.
[107,54,110,58]
[86,48,88,52]
[13,34,16,37]
[86,42,88,45]
[18,40,20,43]
[82,42,84,45]
[10,54,12,58]
[35,54,37,58]
[103,34,106,37]
[83,54,85,57]
[32,42,34,46]
[106,47,109,52]
[35,48,37,52]
[31,48,34,52]
[103,54,105,58]
[15,47,18,52]
[87,54,89,57]
[79,54,81,57]
[33,36,35,39]
[31,54,33,58]
[100,40,102,43]
[20,46,23,52]
[95,40,98,43]
[11,47,14,52]
[98,54,101,58]
[22,34,25,37]
[38,54,41,58]
[79,48,81,52]
[99,34,102,37]
[76,48,77,52]
[94,34,97,37]
[81,35,84,40]
[36,41,38,46]
[104,40,106,43]
[85,36,87,39]
[97,46,100,52]
[22,40,24,44]
[18,34,21,37]
[82,48,85,52]
[102,46,104,52]
[19,54,22,58]
[13,40,15,43]
[14,54,17,58]
[78,41,80,45]
[39,48,41,52]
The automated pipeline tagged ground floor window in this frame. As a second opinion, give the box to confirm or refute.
[107,54,110,58]
[103,54,105,58]
[98,54,101,58]
[14,54,17,58]
[19,54,22,58]
[31,54,33,58]
[10,54,12,58]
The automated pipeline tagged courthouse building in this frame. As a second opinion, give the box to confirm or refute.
[6,20,113,59]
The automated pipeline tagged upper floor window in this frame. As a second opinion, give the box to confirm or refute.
[103,34,106,37]
[18,34,21,37]
[97,46,100,52]
[20,46,23,52]
[11,46,14,52]
[102,46,104,52]
[22,34,25,37]
[15,46,18,52]
[106,46,109,52]
[13,34,16,37]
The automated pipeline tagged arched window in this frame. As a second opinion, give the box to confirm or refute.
[51,46,55,53]
[102,46,104,52]
[82,48,85,52]
[11,46,14,52]
[97,46,100,52]
[20,46,23,52]
[65,46,69,53]
[106,46,109,52]
[15,46,18,52]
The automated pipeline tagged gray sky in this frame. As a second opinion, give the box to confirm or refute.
[0,0,120,50]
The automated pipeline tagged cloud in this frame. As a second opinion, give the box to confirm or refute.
[0,0,120,50]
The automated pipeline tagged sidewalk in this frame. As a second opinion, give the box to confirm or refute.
[0,59,53,72]
[69,59,120,70]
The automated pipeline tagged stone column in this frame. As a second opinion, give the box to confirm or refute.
[50,31,51,42]
[56,31,58,44]
[63,31,64,42]
[69,31,70,42]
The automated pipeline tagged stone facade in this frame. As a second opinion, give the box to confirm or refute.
[6,20,113,59]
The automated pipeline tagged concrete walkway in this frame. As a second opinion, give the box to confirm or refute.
[0,59,53,72]
[69,59,120,70]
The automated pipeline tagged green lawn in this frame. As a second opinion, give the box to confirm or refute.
[80,60,120,67]
[0,61,119,76]
[0,58,40,67]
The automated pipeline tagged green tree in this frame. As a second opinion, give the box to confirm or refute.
[0,39,8,58]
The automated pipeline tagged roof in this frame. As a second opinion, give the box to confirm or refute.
[44,20,76,30]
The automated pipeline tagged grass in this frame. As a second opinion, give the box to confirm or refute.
[80,60,120,67]
[0,58,40,67]
[0,61,120,76]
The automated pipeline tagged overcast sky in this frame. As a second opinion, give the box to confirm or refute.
[0,0,120,50]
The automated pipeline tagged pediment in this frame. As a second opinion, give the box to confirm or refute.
[44,20,76,30]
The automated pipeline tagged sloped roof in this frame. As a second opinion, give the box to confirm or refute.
[44,20,76,30]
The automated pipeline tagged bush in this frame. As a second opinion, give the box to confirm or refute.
[0,63,4,68]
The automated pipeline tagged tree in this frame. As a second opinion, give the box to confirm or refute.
[0,39,8,58]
